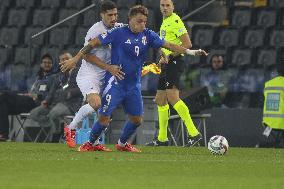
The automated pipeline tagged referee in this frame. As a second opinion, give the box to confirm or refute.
[148,0,202,147]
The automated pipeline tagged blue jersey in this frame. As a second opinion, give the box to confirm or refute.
[98,25,165,89]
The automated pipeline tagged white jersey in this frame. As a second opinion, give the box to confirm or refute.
[76,21,123,97]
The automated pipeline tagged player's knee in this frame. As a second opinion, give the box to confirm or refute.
[129,116,142,126]
[166,90,180,106]
[98,116,111,126]
[155,96,167,106]
[87,95,101,110]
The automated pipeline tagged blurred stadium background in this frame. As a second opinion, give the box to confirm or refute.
[0,0,283,147]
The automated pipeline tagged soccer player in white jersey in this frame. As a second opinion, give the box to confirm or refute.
[63,0,124,148]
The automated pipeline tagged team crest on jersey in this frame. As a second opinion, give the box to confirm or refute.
[101,32,107,39]
[142,36,147,45]
[125,39,131,44]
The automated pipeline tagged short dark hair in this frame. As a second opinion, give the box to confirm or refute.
[128,5,148,18]
[100,0,117,13]
[41,53,53,63]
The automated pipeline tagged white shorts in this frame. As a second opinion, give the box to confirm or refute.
[76,64,105,99]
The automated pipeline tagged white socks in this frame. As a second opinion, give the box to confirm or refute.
[68,103,95,130]
[117,139,126,147]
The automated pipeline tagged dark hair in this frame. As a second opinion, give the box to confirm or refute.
[128,5,148,18]
[41,53,53,63]
[38,53,53,79]
[100,0,117,13]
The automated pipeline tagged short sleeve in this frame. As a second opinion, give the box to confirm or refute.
[148,30,165,49]
[98,28,117,46]
[173,17,188,38]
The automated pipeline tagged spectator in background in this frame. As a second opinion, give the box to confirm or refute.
[199,54,229,107]
[0,54,55,141]
[29,52,82,142]
[256,61,284,148]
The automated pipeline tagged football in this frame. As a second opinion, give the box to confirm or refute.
[208,135,229,155]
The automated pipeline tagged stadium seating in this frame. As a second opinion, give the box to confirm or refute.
[243,27,265,47]
[14,46,37,65]
[65,0,88,9]
[216,26,240,48]
[24,26,45,46]
[141,0,160,10]
[8,8,30,27]
[116,0,137,9]
[75,27,89,46]
[172,0,189,16]
[16,0,35,8]
[255,47,278,68]
[32,9,55,27]
[147,9,157,31]
[41,0,61,8]
[268,0,284,8]
[0,27,21,46]
[255,8,277,28]
[269,27,284,47]
[49,27,74,46]
[83,9,99,27]
[0,0,11,8]
[118,8,129,23]
[0,8,5,25]
[229,47,253,67]
[230,7,252,27]
[192,25,215,48]
[58,8,81,27]
[0,47,11,68]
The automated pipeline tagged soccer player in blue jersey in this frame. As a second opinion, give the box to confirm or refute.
[61,5,207,152]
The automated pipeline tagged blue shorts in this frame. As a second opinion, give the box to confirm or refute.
[98,84,143,117]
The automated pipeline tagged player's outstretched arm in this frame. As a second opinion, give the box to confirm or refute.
[60,38,102,72]
[84,54,125,80]
[162,41,208,56]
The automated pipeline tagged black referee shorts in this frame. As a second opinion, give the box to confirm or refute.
[157,55,185,90]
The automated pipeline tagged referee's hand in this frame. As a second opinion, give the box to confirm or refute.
[159,55,169,64]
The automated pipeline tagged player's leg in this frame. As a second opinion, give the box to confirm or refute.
[68,74,102,130]
[78,115,112,152]
[166,56,201,147]
[146,64,170,146]
[155,90,170,144]
[79,84,124,152]
[64,73,101,147]
[115,88,142,152]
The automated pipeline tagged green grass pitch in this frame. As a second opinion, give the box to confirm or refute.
[0,142,283,189]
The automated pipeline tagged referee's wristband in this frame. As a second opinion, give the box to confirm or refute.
[185,49,200,56]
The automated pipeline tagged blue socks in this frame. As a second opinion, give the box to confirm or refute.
[119,121,140,144]
[89,121,106,144]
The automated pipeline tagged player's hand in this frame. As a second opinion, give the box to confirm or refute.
[107,65,125,80]
[60,58,77,72]
[196,49,209,56]
[159,51,169,64]
[158,55,169,64]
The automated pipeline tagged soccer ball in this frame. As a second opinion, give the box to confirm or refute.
[208,135,229,155]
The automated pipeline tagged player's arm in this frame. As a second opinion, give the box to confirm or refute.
[84,54,125,80]
[162,41,208,56]
[60,38,102,72]
[170,33,192,57]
